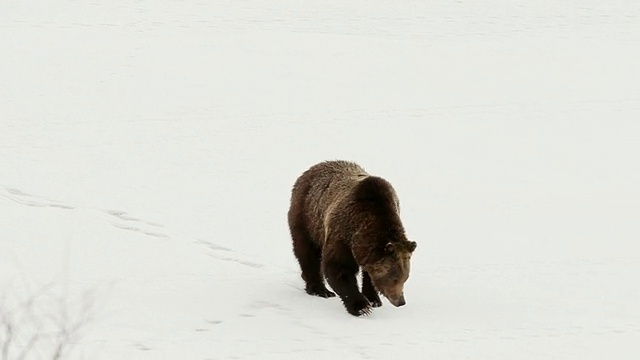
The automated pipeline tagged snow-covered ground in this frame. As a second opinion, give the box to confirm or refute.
[1,0,639,358]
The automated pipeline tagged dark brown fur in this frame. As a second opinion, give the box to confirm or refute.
[288,160,416,316]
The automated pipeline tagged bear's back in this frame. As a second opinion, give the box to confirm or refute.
[290,161,368,245]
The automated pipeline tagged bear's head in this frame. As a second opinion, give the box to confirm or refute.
[362,240,417,307]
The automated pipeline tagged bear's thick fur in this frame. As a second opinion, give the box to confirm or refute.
[288,160,416,316]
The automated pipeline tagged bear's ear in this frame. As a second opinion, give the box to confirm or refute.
[408,241,417,253]
[384,242,395,254]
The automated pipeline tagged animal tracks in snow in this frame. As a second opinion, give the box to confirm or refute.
[3,186,266,271]
[193,239,264,269]
[1,186,169,239]
[1,187,74,210]
[103,209,168,239]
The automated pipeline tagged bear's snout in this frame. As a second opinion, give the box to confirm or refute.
[389,294,406,307]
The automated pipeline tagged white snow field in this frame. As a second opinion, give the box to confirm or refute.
[2,0,640,359]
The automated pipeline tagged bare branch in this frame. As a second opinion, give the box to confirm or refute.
[0,280,99,360]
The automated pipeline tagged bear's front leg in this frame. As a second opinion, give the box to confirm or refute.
[362,271,382,307]
[324,259,371,316]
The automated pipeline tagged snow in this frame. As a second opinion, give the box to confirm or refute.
[1,0,639,358]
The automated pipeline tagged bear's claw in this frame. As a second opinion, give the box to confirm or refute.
[346,297,372,317]
[305,284,336,298]
[363,292,382,307]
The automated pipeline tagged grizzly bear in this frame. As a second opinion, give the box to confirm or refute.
[288,160,416,316]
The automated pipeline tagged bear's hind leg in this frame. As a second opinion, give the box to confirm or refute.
[362,271,382,307]
[291,229,335,298]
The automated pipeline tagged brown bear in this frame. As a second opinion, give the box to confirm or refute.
[288,160,417,316]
